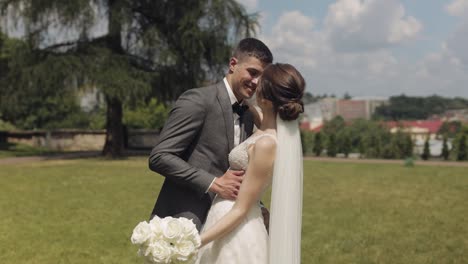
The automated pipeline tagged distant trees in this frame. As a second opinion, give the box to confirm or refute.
[299,118,468,161]
[441,136,450,160]
[421,137,430,160]
[312,132,323,157]
[374,95,468,120]
[327,133,337,157]
[457,134,467,161]
[301,118,417,160]
[438,121,462,138]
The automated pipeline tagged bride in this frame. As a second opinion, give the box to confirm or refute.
[196,63,305,264]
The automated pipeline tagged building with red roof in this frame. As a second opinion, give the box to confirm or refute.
[384,120,443,141]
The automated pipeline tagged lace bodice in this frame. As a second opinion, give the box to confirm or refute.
[228,133,276,170]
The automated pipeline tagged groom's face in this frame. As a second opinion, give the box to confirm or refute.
[228,56,266,101]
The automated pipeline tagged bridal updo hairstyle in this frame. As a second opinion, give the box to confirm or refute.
[258,63,305,121]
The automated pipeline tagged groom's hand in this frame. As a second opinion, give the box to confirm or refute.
[209,170,244,200]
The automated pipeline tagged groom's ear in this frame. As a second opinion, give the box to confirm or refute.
[229,57,238,73]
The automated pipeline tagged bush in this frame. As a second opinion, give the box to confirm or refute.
[0,119,15,130]
[123,98,168,129]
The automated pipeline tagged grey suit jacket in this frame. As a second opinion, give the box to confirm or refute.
[149,82,254,230]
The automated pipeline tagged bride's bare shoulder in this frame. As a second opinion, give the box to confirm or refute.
[254,135,276,149]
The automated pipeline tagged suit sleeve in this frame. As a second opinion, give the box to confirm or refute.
[148,89,216,197]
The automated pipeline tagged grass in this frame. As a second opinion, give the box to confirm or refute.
[0,158,467,263]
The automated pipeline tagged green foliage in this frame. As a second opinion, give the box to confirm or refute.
[123,98,168,129]
[337,129,352,157]
[421,137,430,160]
[300,130,315,155]
[327,133,337,157]
[384,131,414,159]
[404,157,414,167]
[0,36,88,129]
[381,143,399,159]
[456,134,467,161]
[374,94,468,120]
[364,132,382,158]
[438,121,462,138]
[1,0,258,156]
[441,136,450,161]
[312,132,323,157]
[343,92,352,99]
[0,119,15,130]
[0,142,58,158]
[323,115,345,134]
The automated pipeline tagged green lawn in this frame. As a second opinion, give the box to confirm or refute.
[0,158,467,263]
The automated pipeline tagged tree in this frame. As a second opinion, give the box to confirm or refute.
[323,115,345,135]
[300,130,314,155]
[403,133,414,158]
[438,121,462,138]
[421,137,430,160]
[457,134,467,161]
[363,133,382,158]
[327,133,337,157]
[441,135,450,161]
[343,92,352,100]
[0,33,87,129]
[0,0,257,157]
[337,129,352,157]
[312,132,323,157]
[373,95,468,120]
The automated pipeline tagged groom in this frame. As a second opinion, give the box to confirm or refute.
[149,38,273,231]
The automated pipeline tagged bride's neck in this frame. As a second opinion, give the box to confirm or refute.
[259,110,276,132]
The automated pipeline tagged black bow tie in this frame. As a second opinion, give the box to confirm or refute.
[232,102,249,116]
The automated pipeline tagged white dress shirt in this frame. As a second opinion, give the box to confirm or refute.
[223,77,242,147]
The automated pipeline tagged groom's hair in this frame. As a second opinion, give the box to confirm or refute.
[233,38,273,64]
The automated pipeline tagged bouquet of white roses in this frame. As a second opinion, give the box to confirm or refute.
[131,216,201,264]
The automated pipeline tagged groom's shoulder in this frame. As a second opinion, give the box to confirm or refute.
[194,82,222,95]
[180,82,222,101]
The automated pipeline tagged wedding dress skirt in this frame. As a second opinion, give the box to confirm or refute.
[195,197,268,264]
[195,134,273,264]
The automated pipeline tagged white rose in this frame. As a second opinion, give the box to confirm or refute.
[177,218,200,245]
[162,217,183,241]
[149,217,164,238]
[173,240,196,261]
[190,233,201,248]
[147,240,172,263]
[131,221,152,245]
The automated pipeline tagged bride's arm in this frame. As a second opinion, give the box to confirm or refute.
[199,137,276,246]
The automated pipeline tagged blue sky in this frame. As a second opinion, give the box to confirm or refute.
[238,0,468,98]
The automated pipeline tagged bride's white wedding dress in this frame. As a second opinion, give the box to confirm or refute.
[195,133,274,264]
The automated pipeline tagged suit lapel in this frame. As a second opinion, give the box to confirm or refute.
[216,82,234,151]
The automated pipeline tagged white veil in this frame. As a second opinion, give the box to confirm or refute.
[269,115,303,264]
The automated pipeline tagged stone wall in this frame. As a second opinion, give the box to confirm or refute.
[0,129,159,151]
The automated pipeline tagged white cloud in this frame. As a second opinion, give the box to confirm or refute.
[262,11,323,68]
[445,20,468,67]
[324,0,422,52]
[446,0,468,16]
[259,1,468,98]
